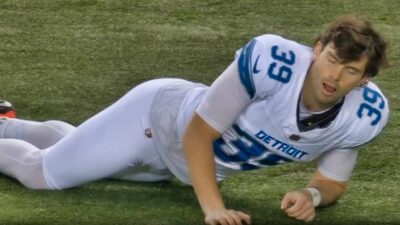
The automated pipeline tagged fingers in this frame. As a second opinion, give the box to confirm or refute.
[285,198,307,217]
[236,211,251,225]
[281,192,303,211]
[287,202,315,222]
[281,191,316,222]
[280,193,293,210]
[301,207,316,222]
[205,209,251,225]
[227,210,244,225]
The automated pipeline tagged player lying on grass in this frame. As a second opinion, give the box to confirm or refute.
[0,15,388,225]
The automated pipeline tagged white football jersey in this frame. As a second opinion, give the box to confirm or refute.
[197,34,389,180]
[152,34,389,185]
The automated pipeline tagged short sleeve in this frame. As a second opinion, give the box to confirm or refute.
[236,34,300,100]
[196,60,251,133]
[342,82,389,148]
[197,34,311,133]
[317,148,358,182]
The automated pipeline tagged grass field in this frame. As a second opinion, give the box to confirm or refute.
[0,0,399,224]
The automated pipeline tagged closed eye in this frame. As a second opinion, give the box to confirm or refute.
[346,67,361,75]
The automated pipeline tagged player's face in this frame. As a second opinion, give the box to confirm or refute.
[304,41,369,110]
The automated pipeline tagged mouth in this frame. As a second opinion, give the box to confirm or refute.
[323,82,337,95]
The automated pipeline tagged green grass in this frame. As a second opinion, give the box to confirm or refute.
[0,0,399,224]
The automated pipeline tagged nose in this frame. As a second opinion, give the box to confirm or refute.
[329,66,343,81]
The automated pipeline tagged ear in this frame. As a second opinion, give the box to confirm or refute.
[359,76,369,87]
[313,41,323,60]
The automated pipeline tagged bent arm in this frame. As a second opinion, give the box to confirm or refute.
[183,112,224,214]
[183,113,251,225]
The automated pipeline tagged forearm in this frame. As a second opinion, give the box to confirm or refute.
[183,114,225,214]
[183,136,224,213]
[307,172,347,207]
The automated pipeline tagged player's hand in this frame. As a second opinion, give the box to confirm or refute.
[204,208,251,225]
[280,190,316,222]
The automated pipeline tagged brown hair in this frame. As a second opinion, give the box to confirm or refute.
[315,15,387,77]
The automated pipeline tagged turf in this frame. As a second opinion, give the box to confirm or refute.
[0,0,399,224]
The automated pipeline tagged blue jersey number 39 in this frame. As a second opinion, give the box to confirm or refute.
[268,45,296,83]
[357,86,385,126]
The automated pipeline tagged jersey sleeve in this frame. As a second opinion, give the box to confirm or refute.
[196,60,251,133]
[343,82,389,148]
[235,34,299,100]
[317,148,358,181]
[196,34,309,133]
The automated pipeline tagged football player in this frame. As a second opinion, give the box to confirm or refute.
[0,15,388,225]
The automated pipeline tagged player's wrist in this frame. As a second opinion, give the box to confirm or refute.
[200,199,226,215]
[304,187,321,207]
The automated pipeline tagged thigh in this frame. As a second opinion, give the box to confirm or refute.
[42,79,182,189]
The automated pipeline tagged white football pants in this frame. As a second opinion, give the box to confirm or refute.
[0,79,180,189]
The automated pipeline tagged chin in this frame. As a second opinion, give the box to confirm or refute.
[317,96,338,107]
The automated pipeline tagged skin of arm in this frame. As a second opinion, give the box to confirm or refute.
[281,170,347,222]
[183,113,251,225]
[308,170,347,206]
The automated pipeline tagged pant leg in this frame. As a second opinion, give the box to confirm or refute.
[0,118,75,149]
[42,79,183,189]
[0,139,49,189]
[108,153,173,182]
